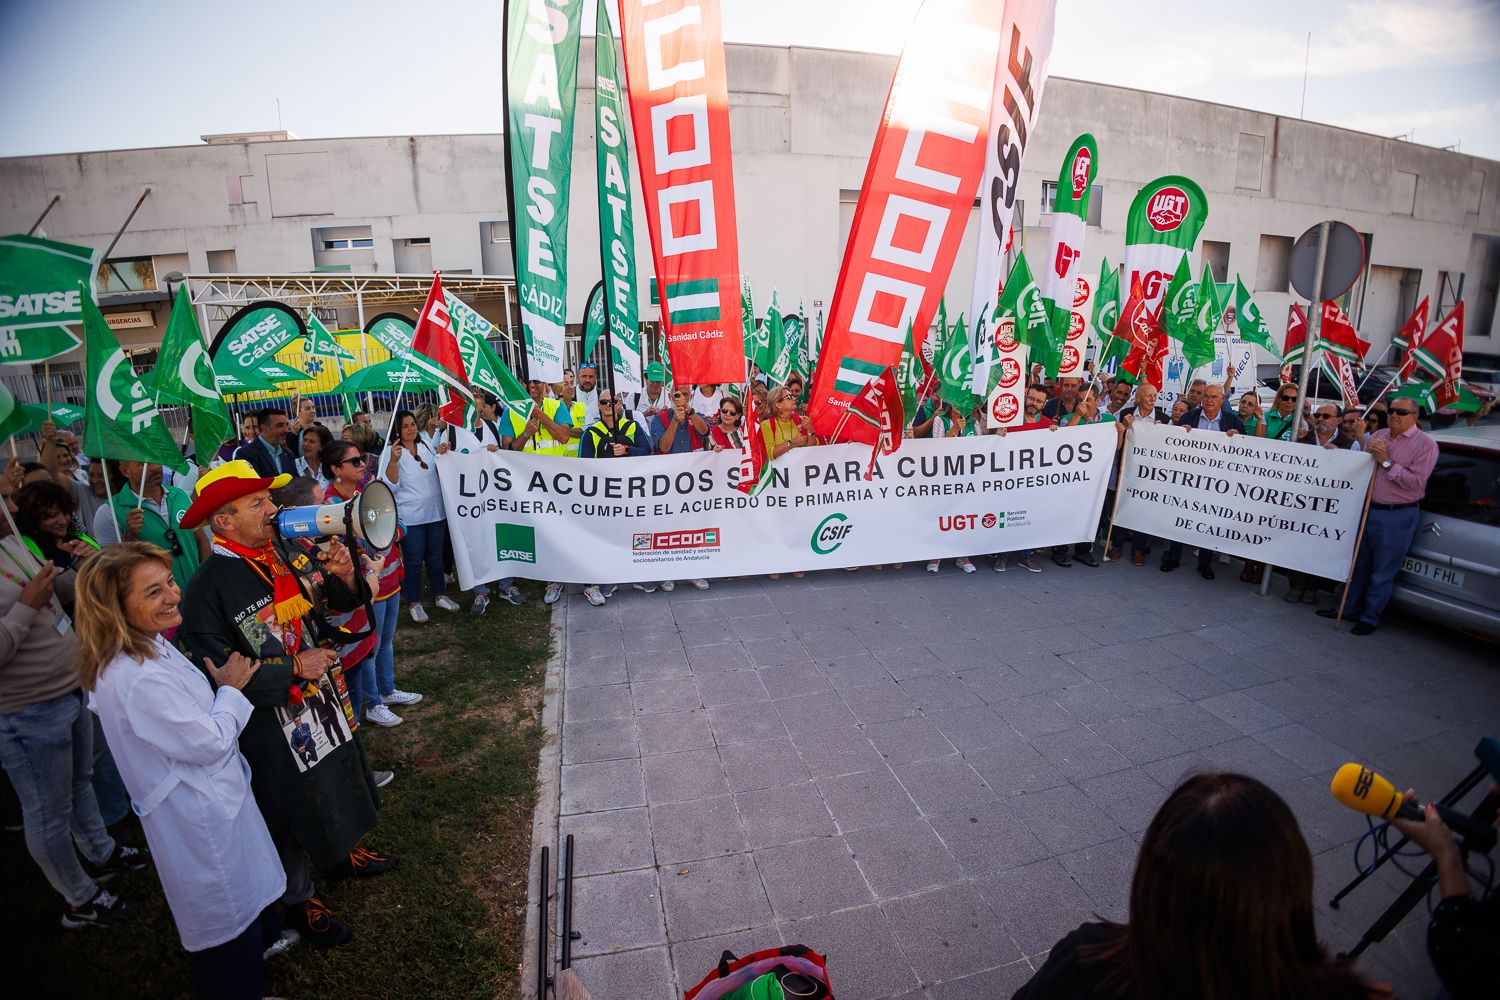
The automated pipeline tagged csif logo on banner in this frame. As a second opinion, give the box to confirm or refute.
[810,512,854,555]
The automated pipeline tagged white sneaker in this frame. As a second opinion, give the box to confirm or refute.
[384,689,423,706]
[601,585,617,598]
[372,770,394,788]
[435,595,461,612]
[925,561,940,574]
[263,928,300,960]
[366,705,403,728]
[660,580,676,592]
[994,555,1007,572]
[690,579,710,590]
[544,582,565,605]
[583,586,607,606]
[409,604,429,624]
[957,558,976,574]
[632,582,657,594]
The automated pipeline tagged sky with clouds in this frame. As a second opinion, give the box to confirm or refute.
[1,0,1495,160]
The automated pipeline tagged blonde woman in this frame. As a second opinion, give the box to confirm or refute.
[77,543,285,998]
[760,386,816,459]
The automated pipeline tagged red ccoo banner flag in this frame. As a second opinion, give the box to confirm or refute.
[806,0,1008,442]
[616,0,745,384]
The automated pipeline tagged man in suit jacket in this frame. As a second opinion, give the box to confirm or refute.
[1161,385,1244,579]
[234,408,298,479]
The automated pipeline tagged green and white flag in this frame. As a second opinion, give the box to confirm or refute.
[1092,258,1126,369]
[446,292,535,422]
[363,314,415,360]
[0,382,31,443]
[153,285,233,455]
[595,0,643,393]
[995,252,1056,375]
[210,301,308,386]
[302,311,356,361]
[21,403,86,430]
[1161,254,1197,345]
[80,284,185,471]
[786,309,810,381]
[582,280,607,365]
[506,0,583,382]
[0,324,80,366]
[0,234,96,333]
[895,321,922,421]
[765,293,794,384]
[1036,134,1099,379]
[1183,263,1221,369]
[939,316,973,410]
[1232,277,1280,360]
[741,277,757,362]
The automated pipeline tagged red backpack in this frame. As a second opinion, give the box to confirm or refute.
[683,944,833,1000]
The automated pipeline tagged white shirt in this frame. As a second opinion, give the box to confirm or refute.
[89,638,284,952]
[691,388,724,420]
[577,386,600,427]
[380,440,445,525]
[295,457,330,491]
[1127,406,1161,425]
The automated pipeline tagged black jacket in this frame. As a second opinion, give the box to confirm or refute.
[1175,406,1246,434]
[235,436,298,479]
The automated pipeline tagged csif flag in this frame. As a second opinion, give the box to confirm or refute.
[997,252,1056,376]
[809,0,1013,441]
[1161,254,1197,345]
[894,321,923,421]
[618,0,745,383]
[80,284,186,472]
[1184,262,1221,369]
[1092,258,1126,369]
[939,315,973,410]
[1038,133,1098,380]
[847,366,904,481]
[1232,277,1281,360]
[1392,295,1430,379]
[152,285,233,456]
[505,0,583,382]
[409,273,475,427]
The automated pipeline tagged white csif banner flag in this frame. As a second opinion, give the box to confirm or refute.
[436,425,1116,586]
[1113,422,1374,579]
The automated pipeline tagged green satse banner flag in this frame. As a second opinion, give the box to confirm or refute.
[582,281,607,365]
[0,381,30,443]
[996,253,1056,376]
[336,361,442,394]
[506,0,583,382]
[364,314,415,359]
[152,285,233,454]
[80,284,185,471]
[1233,278,1281,360]
[0,234,96,332]
[445,292,536,422]
[211,302,307,384]
[0,325,81,365]
[595,0,643,393]
[21,403,86,430]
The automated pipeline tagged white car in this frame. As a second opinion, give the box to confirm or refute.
[1391,423,1500,640]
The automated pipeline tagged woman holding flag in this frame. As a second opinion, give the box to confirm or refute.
[381,410,457,623]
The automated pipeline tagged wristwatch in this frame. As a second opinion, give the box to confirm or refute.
[1380,460,1392,470]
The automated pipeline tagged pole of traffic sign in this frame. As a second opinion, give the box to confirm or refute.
[1259,220,1330,598]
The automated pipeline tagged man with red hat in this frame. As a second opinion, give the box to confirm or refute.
[177,460,391,946]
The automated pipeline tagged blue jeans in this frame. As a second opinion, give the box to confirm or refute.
[1344,505,1420,626]
[371,594,400,697]
[0,690,115,906]
[474,577,514,598]
[400,520,449,604]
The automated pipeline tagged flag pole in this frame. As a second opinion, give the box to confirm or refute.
[99,455,123,542]
[1332,469,1377,629]
[1100,424,1132,556]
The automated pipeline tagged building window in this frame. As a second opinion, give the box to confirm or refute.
[1201,240,1230,283]
[1040,181,1103,226]
[1256,235,1293,293]
[487,222,511,244]
[321,238,374,250]
[96,256,156,294]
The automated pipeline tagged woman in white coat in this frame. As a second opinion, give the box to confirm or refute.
[76,543,286,1000]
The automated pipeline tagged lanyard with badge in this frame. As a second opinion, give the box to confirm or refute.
[0,545,72,635]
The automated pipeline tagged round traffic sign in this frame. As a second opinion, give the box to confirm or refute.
[1290,222,1365,301]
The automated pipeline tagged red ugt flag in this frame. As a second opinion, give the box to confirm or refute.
[410,272,473,427]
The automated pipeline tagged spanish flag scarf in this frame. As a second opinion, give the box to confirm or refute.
[213,534,315,628]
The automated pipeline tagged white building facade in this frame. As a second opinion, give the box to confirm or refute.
[1,41,1496,397]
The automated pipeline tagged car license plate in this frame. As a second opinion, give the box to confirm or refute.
[1402,556,1466,587]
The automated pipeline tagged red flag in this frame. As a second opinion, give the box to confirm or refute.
[1317,301,1370,366]
[805,0,1008,438]
[735,384,770,495]
[409,273,472,427]
[1283,303,1308,365]
[617,0,745,383]
[1331,355,1361,409]
[847,367,904,480]
[1412,301,1464,406]
[1115,273,1167,388]
[1392,295,1430,380]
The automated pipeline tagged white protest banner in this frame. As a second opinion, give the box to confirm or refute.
[436,424,1117,586]
[1113,422,1373,578]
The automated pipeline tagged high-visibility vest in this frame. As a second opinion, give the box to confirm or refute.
[506,398,571,455]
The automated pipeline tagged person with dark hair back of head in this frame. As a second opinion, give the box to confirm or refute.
[1014,772,1390,1000]
[234,408,296,479]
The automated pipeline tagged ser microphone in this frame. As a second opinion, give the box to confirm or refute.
[1330,762,1497,850]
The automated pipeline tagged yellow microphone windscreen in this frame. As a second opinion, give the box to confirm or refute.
[1330,763,1403,820]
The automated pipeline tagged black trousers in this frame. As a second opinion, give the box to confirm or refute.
[188,904,279,1000]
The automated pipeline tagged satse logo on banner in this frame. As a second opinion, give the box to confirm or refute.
[496,523,538,563]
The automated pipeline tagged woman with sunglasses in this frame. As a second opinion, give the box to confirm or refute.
[324,441,421,727]
[1264,385,1307,442]
[708,397,746,451]
[381,409,458,623]
[1237,391,1269,437]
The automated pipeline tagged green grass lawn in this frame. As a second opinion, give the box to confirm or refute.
[5,589,552,999]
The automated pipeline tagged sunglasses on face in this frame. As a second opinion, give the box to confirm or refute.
[340,456,367,467]
[1313,414,1336,420]
[1390,407,1417,416]
[1277,394,1296,401]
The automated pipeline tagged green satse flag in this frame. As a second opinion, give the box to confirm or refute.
[80,284,185,472]
[1233,277,1281,360]
[506,0,583,382]
[335,361,443,394]
[365,315,415,359]
[153,285,232,455]
[0,325,80,366]
[766,293,795,384]
[1183,263,1221,369]
[581,281,607,364]
[445,292,535,422]
[1388,381,1436,412]
[0,381,30,443]
[1162,254,1197,344]
[939,316,973,409]
[303,312,356,362]
[785,311,809,381]
[0,234,96,332]
[996,253,1057,376]
[595,0,643,393]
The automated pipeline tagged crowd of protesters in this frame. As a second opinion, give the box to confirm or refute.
[0,353,1487,998]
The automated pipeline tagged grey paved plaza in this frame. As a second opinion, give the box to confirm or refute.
[543,559,1499,999]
